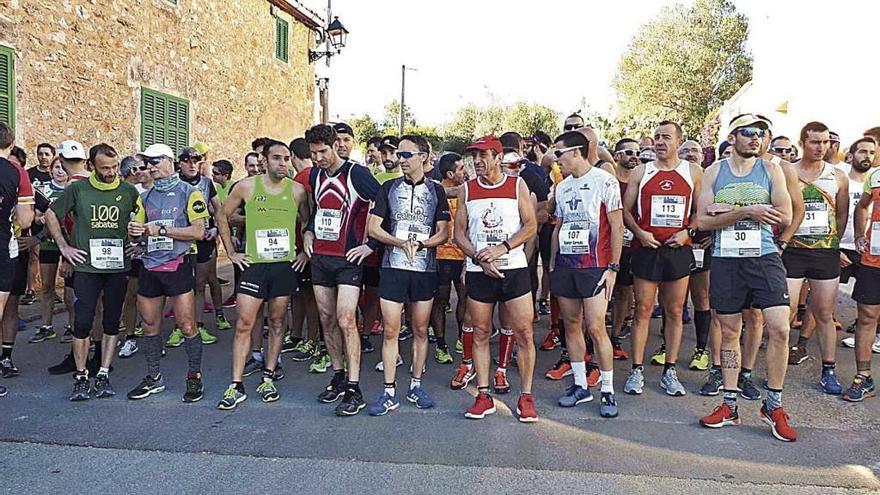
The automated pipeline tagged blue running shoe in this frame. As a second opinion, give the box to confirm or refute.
[599,392,619,418]
[820,368,843,395]
[405,387,435,409]
[558,384,593,407]
[367,392,400,416]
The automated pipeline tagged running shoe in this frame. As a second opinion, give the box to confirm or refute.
[406,386,435,409]
[127,374,166,400]
[398,327,413,341]
[165,309,175,319]
[700,403,740,428]
[586,363,601,388]
[94,373,116,398]
[217,384,246,410]
[318,373,347,403]
[203,303,214,314]
[360,334,374,353]
[60,325,74,343]
[198,325,218,345]
[623,368,644,395]
[651,305,662,318]
[788,344,808,365]
[370,320,383,336]
[540,327,560,351]
[538,300,551,315]
[845,320,856,334]
[545,358,572,380]
[243,357,264,377]
[20,289,36,305]
[375,355,403,372]
[841,374,875,402]
[216,313,232,331]
[558,384,593,407]
[660,368,687,396]
[48,352,76,375]
[289,340,316,362]
[682,306,692,324]
[688,348,710,371]
[450,363,475,390]
[118,339,138,358]
[29,325,57,343]
[516,394,539,423]
[490,327,500,339]
[738,374,761,400]
[0,358,20,378]
[650,346,666,365]
[0,385,6,397]
[599,392,619,418]
[428,326,436,344]
[309,350,331,373]
[493,370,511,394]
[619,318,633,339]
[281,335,298,354]
[612,342,629,360]
[820,368,843,395]
[465,392,496,419]
[218,277,230,287]
[840,336,855,348]
[368,392,400,416]
[69,374,90,401]
[699,368,722,396]
[434,346,453,364]
[133,326,144,337]
[256,378,280,403]
[222,295,237,308]
[335,387,366,416]
[183,374,204,403]
[166,328,184,348]
[874,334,880,353]
[454,339,463,354]
[759,403,797,442]
[272,365,285,381]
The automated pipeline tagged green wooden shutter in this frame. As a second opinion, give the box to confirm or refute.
[141,88,189,155]
[0,45,15,127]
[276,18,289,62]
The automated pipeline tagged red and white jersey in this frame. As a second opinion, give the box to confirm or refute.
[554,167,621,269]
[464,174,527,272]
[636,160,694,245]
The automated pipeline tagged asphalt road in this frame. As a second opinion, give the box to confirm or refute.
[1,265,878,494]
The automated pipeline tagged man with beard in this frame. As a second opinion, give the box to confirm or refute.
[609,138,640,359]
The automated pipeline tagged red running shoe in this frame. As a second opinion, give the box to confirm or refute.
[450,363,475,390]
[370,320,383,336]
[493,369,511,394]
[586,364,601,388]
[516,394,539,423]
[612,343,629,361]
[700,403,740,428]
[760,404,797,442]
[203,303,214,314]
[164,309,175,319]
[222,295,237,309]
[540,327,559,351]
[465,392,496,419]
[545,359,572,380]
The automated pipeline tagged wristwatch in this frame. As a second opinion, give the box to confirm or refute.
[416,241,425,251]
[687,228,697,237]
[608,263,620,272]
[158,225,168,237]
[776,239,789,251]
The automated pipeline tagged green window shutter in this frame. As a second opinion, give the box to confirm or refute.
[0,45,15,127]
[276,18,289,62]
[141,88,189,155]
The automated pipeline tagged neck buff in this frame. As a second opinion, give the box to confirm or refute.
[153,174,180,192]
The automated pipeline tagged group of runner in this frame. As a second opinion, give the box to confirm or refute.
[1,112,879,443]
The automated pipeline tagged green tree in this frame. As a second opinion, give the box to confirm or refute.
[440,101,560,143]
[382,99,416,131]
[349,113,381,145]
[612,0,752,136]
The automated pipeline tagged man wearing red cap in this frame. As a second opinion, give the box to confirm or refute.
[455,136,539,422]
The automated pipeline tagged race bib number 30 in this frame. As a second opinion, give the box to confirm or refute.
[256,228,291,260]
[315,209,343,241]
[797,201,830,235]
[719,220,761,257]
[89,238,124,270]
[559,222,590,255]
[650,196,686,228]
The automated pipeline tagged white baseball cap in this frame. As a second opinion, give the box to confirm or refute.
[58,140,87,160]
[138,143,174,159]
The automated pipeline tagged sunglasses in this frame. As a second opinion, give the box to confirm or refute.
[396,151,425,160]
[145,157,166,166]
[133,165,149,172]
[616,149,639,156]
[553,145,583,159]
[563,124,581,131]
[181,154,203,162]
[772,147,793,154]
[736,127,766,139]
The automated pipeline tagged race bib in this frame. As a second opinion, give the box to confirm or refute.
[871,223,880,256]
[255,228,290,260]
[89,238,124,270]
[797,201,830,235]
[315,208,342,241]
[146,219,174,253]
[693,248,704,269]
[559,222,590,255]
[476,232,510,268]
[623,228,634,248]
[651,195,686,228]
[389,221,430,269]
[719,220,761,257]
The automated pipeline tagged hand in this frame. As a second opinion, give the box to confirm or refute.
[745,204,783,225]
[856,236,868,255]
[476,244,507,264]
[840,251,853,268]
[143,223,162,237]
[125,243,144,258]
[303,231,314,258]
[16,236,39,251]
[231,236,242,251]
[204,227,219,241]
[59,244,88,265]
[707,203,734,215]
[665,229,691,248]
[292,251,309,272]
[128,221,146,237]
[636,229,662,249]
[59,261,73,278]
[697,235,713,250]
[597,269,617,301]
[345,244,374,265]
[228,251,250,270]
[397,239,417,264]
[478,260,505,279]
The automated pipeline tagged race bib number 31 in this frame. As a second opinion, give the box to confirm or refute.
[651,196,686,228]
[797,201,830,235]
[89,238,124,270]
[315,209,342,241]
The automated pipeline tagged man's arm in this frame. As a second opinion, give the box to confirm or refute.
[854,190,871,244]
[453,187,476,259]
[218,178,250,255]
[768,162,793,226]
[834,169,849,241]
[777,162,804,243]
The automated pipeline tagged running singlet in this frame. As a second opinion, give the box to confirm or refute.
[859,170,880,268]
[135,181,209,270]
[50,173,142,273]
[39,181,66,251]
[437,194,464,261]
[711,159,777,258]
[308,161,379,257]
[618,179,635,251]
[180,173,217,228]
[364,169,405,268]
[245,176,299,264]
[370,177,450,272]
[636,160,694,245]
[554,167,621,269]
[840,174,865,251]
[464,174,527,272]
[793,162,838,249]
[0,157,35,258]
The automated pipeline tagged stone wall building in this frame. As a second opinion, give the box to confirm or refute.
[0,0,320,172]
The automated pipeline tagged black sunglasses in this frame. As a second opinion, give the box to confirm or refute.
[563,124,581,131]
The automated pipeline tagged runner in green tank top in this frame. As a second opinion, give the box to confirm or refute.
[215,140,310,410]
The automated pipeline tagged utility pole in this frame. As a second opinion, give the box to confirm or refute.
[399,65,417,135]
